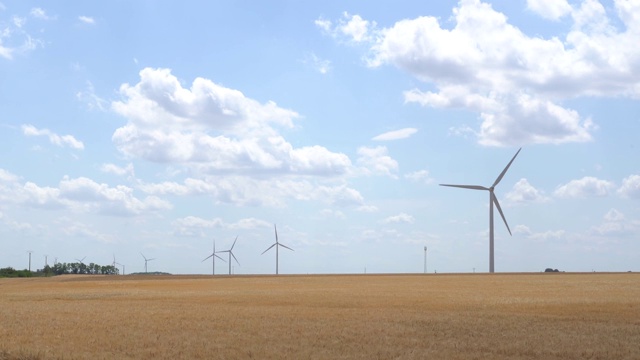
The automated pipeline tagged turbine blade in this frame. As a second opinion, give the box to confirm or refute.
[202,254,214,262]
[440,184,489,191]
[140,253,146,260]
[492,147,521,188]
[279,243,294,251]
[215,254,226,262]
[230,252,240,266]
[492,192,512,236]
[274,224,278,243]
[261,243,276,255]
[230,236,238,250]
[149,258,155,261]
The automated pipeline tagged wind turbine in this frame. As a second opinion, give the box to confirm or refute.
[219,237,239,275]
[202,239,226,275]
[115,262,125,275]
[261,224,293,275]
[440,148,521,273]
[75,256,86,265]
[140,253,155,273]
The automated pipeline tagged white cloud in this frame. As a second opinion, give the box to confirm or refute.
[76,81,107,111]
[319,209,346,219]
[357,205,379,213]
[316,12,376,43]
[0,173,170,216]
[372,128,417,141]
[404,170,433,184]
[172,216,271,237]
[382,212,415,224]
[591,209,637,236]
[139,176,365,208]
[304,53,331,74]
[505,178,550,204]
[617,174,640,198]
[30,8,51,20]
[22,124,84,150]
[0,168,19,183]
[514,224,566,242]
[527,0,571,20]
[0,8,44,59]
[58,176,171,216]
[323,0,640,146]
[111,68,351,177]
[100,163,135,177]
[356,146,398,178]
[78,16,95,24]
[554,176,615,198]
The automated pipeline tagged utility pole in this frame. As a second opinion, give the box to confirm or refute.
[423,246,427,274]
[27,251,33,272]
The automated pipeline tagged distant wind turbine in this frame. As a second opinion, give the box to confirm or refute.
[140,253,155,273]
[219,236,239,275]
[440,148,521,273]
[261,224,293,275]
[75,256,86,265]
[202,239,226,275]
[115,262,125,275]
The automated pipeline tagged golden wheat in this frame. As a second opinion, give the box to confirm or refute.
[0,273,638,359]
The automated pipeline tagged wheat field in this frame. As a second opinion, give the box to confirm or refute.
[0,273,638,359]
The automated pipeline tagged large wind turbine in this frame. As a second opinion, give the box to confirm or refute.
[219,236,239,275]
[440,148,521,273]
[261,224,293,275]
[202,239,226,275]
[141,253,155,273]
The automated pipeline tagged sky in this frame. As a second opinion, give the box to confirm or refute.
[1,0,639,275]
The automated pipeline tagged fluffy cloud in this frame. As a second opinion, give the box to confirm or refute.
[100,163,135,177]
[111,68,351,176]
[30,8,52,20]
[617,174,640,198]
[372,128,418,141]
[140,176,365,208]
[0,170,170,216]
[356,146,399,178]
[304,53,331,74]
[172,216,273,237]
[505,178,550,204]
[0,8,45,59]
[554,176,615,198]
[22,124,84,150]
[591,208,637,236]
[323,0,640,146]
[404,170,433,184]
[316,12,376,43]
[382,212,415,224]
[78,16,95,24]
[527,0,571,20]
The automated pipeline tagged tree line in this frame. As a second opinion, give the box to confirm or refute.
[0,262,119,277]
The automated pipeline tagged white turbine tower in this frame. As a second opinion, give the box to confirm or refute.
[202,239,226,275]
[141,253,155,273]
[261,224,293,275]
[440,148,521,273]
[219,236,239,275]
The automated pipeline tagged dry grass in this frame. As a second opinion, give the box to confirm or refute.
[0,273,638,359]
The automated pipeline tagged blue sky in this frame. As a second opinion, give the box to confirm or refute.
[1,0,639,274]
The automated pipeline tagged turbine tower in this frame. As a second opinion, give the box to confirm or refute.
[440,148,521,273]
[261,224,294,275]
[202,239,226,275]
[219,236,239,275]
[141,253,155,273]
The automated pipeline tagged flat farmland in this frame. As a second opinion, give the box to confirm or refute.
[1,273,639,359]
